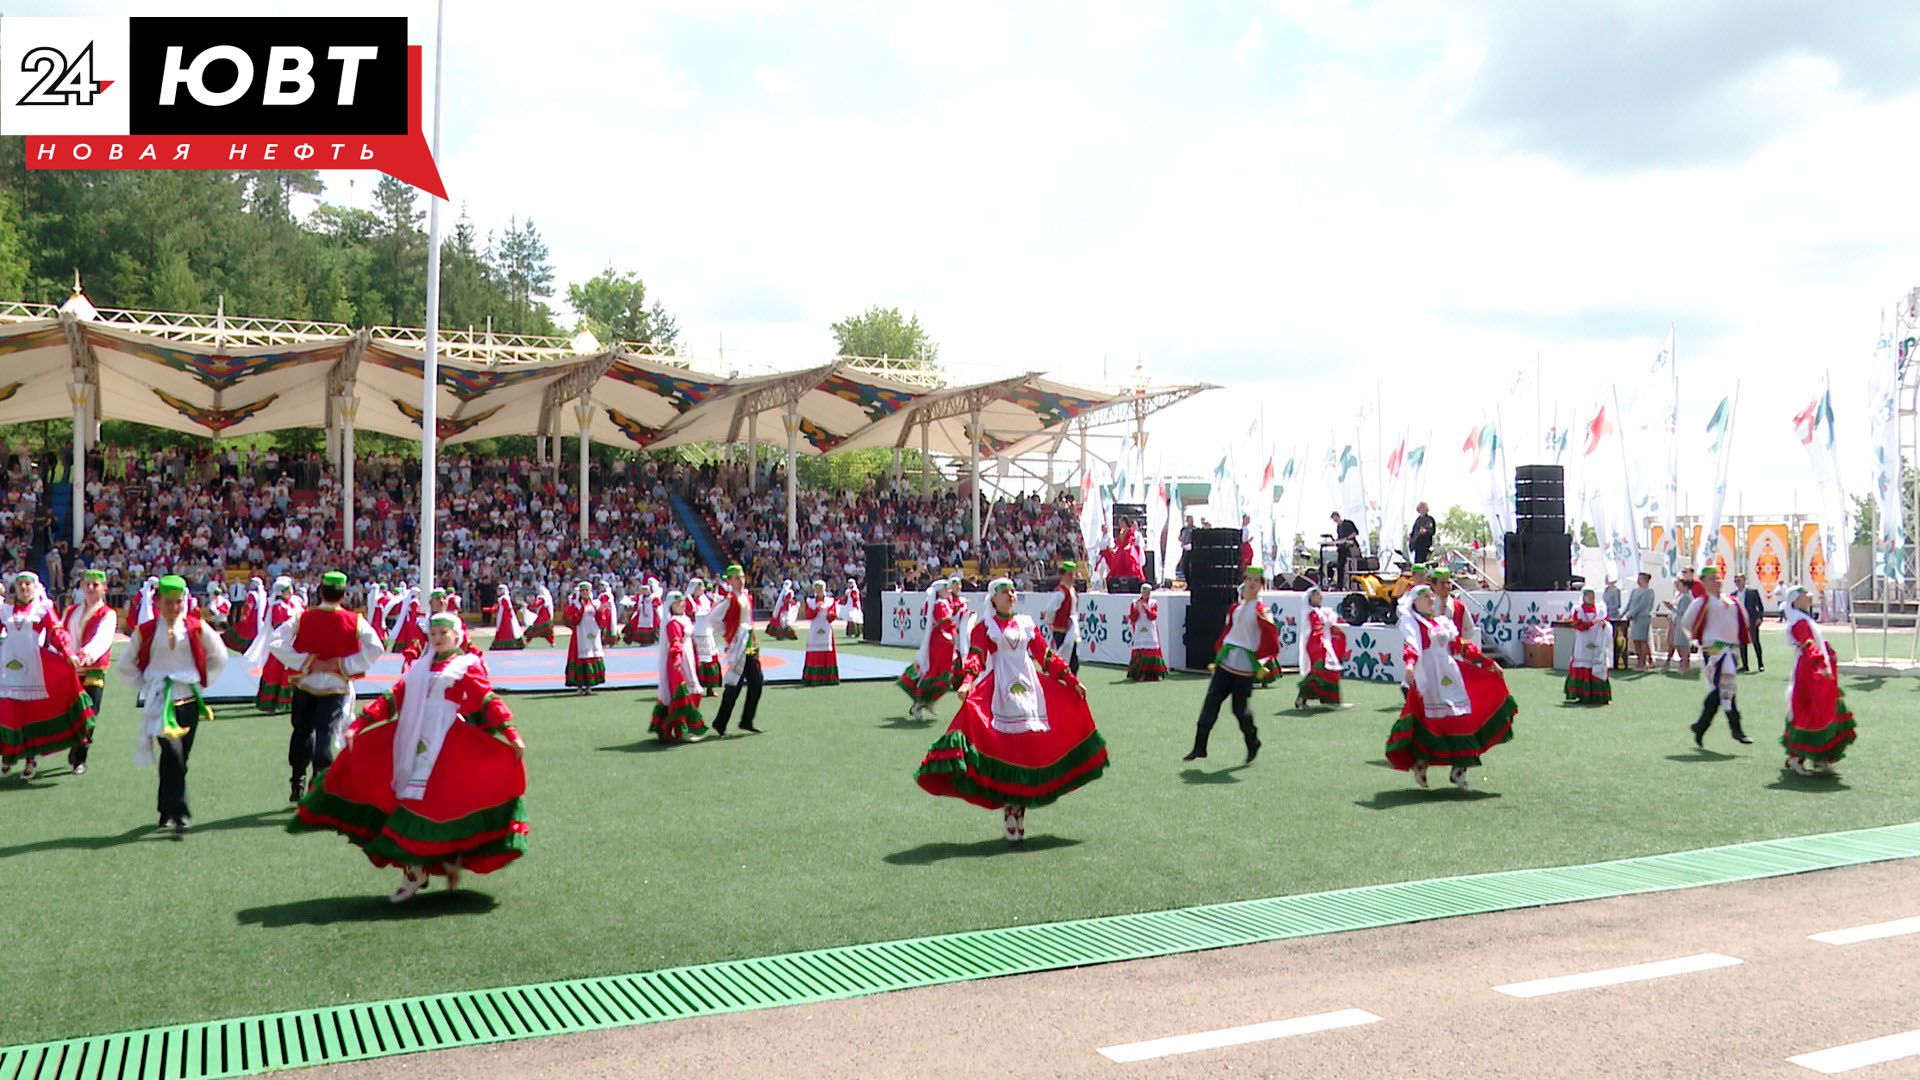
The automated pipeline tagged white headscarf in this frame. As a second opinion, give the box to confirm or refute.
[135,576,159,625]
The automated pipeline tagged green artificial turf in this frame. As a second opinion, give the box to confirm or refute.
[2,627,1912,1046]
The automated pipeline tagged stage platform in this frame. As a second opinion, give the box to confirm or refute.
[202,645,908,703]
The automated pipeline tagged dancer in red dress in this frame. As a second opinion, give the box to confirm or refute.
[0,571,95,782]
[1386,586,1518,791]
[1563,586,1613,705]
[649,591,708,743]
[898,581,960,719]
[1295,586,1349,708]
[1779,586,1856,775]
[61,569,117,775]
[292,614,528,902]
[915,578,1108,842]
[800,580,840,686]
[561,581,612,693]
[524,585,558,647]
[247,577,300,713]
[1125,583,1166,681]
[842,578,864,640]
[764,580,798,641]
[488,583,526,651]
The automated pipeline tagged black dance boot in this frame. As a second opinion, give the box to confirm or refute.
[1691,692,1717,747]
[1726,703,1752,745]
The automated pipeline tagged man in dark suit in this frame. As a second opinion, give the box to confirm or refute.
[1736,573,1765,672]
[1330,512,1361,583]
[1408,501,1436,565]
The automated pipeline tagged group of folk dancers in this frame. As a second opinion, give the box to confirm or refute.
[0,554,1862,891]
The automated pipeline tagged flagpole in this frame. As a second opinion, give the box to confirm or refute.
[418,0,446,600]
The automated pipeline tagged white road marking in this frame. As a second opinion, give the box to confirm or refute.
[1096,1008,1382,1063]
[1810,916,1920,946]
[1493,952,1743,998]
[1790,1029,1920,1074]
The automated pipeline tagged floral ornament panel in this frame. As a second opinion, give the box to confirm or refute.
[152,388,281,434]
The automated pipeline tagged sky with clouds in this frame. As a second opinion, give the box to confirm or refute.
[16,0,1920,533]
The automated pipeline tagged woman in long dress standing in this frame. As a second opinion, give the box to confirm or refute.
[1386,586,1518,791]
[1780,586,1856,775]
[1295,586,1348,709]
[1563,586,1613,704]
[650,592,708,743]
[1125,582,1166,681]
[898,582,959,720]
[800,580,840,686]
[916,578,1108,843]
[292,614,529,903]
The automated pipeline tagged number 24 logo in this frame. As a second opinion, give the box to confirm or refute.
[17,44,110,107]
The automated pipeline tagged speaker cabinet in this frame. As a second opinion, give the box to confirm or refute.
[863,543,893,643]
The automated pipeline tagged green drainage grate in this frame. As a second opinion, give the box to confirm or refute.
[7,822,1920,1080]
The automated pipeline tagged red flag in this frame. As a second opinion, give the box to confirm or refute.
[1386,440,1406,478]
[1462,427,1481,473]
[1584,405,1610,456]
[1261,455,1275,488]
[1791,398,1818,445]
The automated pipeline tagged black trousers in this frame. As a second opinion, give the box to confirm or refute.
[1191,667,1257,754]
[1050,629,1081,675]
[68,680,104,767]
[714,653,764,734]
[156,720,199,823]
[1739,630,1764,671]
[288,689,346,781]
[1411,538,1433,565]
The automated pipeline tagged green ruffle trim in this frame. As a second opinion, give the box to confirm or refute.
[1299,670,1341,703]
[288,784,388,840]
[915,728,1109,809]
[365,827,528,869]
[1781,700,1857,764]
[0,694,96,758]
[565,658,607,685]
[376,796,527,845]
[1386,695,1517,763]
[255,681,293,712]
[1563,672,1612,704]
[802,662,840,685]
[649,700,708,740]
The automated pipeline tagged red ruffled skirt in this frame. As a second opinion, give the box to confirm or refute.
[1385,659,1517,769]
[291,719,529,877]
[0,652,96,760]
[915,675,1109,810]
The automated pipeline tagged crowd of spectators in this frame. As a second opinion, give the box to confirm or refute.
[3,443,1087,612]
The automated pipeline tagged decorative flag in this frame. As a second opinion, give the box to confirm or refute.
[1584,405,1610,456]
[1697,389,1738,568]
[1871,321,1906,580]
[1261,454,1275,491]
[1462,426,1482,473]
[1659,326,1680,576]
[1386,440,1406,478]
[1793,384,1851,589]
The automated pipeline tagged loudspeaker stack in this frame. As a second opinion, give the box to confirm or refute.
[863,543,893,643]
[1504,465,1574,590]
[1183,527,1244,668]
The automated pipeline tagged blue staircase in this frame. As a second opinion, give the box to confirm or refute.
[49,482,72,543]
[669,493,727,573]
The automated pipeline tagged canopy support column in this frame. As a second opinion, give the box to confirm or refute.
[920,417,930,497]
[969,406,982,558]
[576,398,593,543]
[748,411,759,493]
[339,395,358,553]
[66,381,87,548]
[785,401,799,545]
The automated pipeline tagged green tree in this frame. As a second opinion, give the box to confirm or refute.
[1437,505,1491,547]
[370,175,426,326]
[796,447,927,490]
[831,305,939,379]
[566,267,678,347]
[493,216,554,334]
[1578,522,1598,547]
[0,188,29,299]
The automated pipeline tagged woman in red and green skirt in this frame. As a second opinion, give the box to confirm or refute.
[899,581,960,720]
[915,577,1109,843]
[800,579,840,686]
[0,571,94,781]
[291,614,528,903]
[1780,586,1855,775]
[1386,586,1517,792]
[650,592,708,742]
[1125,582,1167,681]
[1563,587,1613,704]
[1296,587,1349,708]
